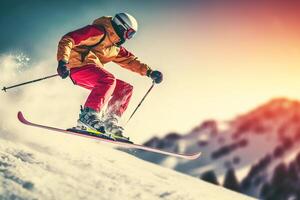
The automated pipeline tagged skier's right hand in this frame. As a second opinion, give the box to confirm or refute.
[57,60,70,79]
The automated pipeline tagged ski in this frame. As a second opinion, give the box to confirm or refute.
[17,112,201,160]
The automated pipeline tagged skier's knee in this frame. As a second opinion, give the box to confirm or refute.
[125,83,133,92]
[106,73,116,85]
[118,80,133,91]
[98,73,116,86]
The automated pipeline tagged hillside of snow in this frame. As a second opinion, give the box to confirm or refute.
[0,130,255,200]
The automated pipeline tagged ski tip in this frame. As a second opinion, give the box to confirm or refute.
[17,111,23,118]
[17,111,27,123]
[186,152,202,160]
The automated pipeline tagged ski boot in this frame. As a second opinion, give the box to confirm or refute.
[104,115,132,143]
[73,107,114,140]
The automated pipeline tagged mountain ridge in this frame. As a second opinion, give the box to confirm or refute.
[136,97,300,199]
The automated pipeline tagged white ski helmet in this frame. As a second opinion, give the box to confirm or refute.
[112,13,138,40]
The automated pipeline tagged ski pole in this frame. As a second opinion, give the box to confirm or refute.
[126,81,155,125]
[2,74,59,92]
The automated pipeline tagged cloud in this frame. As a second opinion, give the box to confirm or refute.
[0,53,87,143]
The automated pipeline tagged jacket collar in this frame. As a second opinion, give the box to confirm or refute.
[92,16,121,45]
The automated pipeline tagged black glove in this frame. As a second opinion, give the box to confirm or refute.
[147,69,163,84]
[57,60,69,79]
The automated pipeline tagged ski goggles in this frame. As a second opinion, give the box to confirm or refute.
[124,28,136,39]
[115,15,136,40]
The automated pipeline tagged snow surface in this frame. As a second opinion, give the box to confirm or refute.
[0,132,255,200]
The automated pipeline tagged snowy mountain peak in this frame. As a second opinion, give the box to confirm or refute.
[137,98,300,199]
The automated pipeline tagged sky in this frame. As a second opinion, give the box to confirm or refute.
[1,0,300,142]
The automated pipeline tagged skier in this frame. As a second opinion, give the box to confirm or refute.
[56,13,163,141]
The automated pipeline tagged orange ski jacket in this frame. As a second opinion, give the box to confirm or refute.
[57,16,151,76]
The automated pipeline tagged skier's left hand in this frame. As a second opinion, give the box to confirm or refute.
[147,70,163,84]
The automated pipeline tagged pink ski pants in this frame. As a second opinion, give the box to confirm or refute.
[70,65,133,117]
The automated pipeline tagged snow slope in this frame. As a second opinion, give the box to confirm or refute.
[0,132,255,200]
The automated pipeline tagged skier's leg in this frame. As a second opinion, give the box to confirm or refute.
[101,79,133,141]
[107,79,133,117]
[70,65,116,112]
[69,65,117,134]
